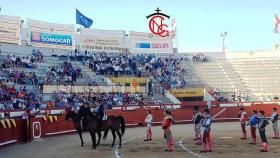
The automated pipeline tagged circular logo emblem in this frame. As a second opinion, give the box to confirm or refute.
[148,15,169,37]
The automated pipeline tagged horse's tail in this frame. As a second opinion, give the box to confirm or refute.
[118,116,125,136]
[102,129,109,140]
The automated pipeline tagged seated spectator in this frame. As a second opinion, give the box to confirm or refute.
[31,105,41,117]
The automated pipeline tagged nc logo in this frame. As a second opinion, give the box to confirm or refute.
[146,8,170,37]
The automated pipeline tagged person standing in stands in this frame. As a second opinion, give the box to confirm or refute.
[144,110,153,141]
[162,110,174,152]
[200,109,213,153]
[258,110,269,152]
[247,110,258,145]
[192,106,202,145]
[239,107,248,140]
[271,108,279,139]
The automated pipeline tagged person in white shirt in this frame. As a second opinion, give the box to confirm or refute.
[144,110,153,141]
[31,105,41,117]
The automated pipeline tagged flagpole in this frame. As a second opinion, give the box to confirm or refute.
[275,32,278,50]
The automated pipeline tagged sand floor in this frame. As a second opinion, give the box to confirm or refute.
[1,122,280,158]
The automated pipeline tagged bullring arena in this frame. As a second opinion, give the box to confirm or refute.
[1,104,280,158]
[1,1,280,158]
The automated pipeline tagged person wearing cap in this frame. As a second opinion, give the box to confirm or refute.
[271,108,279,139]
[144,110,153,141]
[239,107,248,140]
[192,106,202,145]
[162,110,174,152]
[258,110,269,152]
[200,108,213,153]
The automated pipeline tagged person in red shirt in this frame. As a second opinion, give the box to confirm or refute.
[239,107,248,140]
[162,110,175,152]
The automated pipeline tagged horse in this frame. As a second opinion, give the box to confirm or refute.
[64,108,103,148]
[79,107,126,148]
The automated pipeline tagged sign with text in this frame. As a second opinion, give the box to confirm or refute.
[130,31,173,54]
[27,18,75,50]
[0,15,21,45]
[80,28,124,52]
[170,88,205,98]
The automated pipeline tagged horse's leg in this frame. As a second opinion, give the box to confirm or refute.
[78,129,84,146]
[111,129,116,148]
[90,131,97,150]
[116,129,122,148]
[97,131,101,145]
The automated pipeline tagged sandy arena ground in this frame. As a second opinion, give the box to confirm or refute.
[1,122,280,158]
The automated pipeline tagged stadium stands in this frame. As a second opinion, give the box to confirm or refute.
[229,58,280,100]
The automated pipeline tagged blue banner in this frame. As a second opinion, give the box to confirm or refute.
[30,32,72,46]
[135,43,151,48]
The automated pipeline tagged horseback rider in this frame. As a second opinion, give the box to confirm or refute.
[92,97,105,130]
[95,97,105,121]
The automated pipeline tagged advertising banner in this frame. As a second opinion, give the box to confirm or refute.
[130,31,173,54]
[27,19,75,50]
[80,28,124,52]
[0,15,21,45]
[109,77,147,84]
[170,88,205,98]
[30,32,72,46]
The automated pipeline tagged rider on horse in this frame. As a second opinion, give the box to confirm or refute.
[95,98,105,121]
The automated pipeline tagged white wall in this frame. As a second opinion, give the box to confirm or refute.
[225,50,280,59]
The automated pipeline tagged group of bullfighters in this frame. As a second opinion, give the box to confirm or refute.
[142,106,279,153]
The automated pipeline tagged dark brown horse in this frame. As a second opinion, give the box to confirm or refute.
[79,107,126,148]
[64,109,102,148]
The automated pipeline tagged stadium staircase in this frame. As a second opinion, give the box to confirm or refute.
[71,61,108,86]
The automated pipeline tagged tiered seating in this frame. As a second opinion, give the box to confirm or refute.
[183,57,280,101]
[229,58,280,100]
[183,60,249,94]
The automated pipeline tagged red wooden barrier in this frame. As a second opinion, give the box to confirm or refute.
[1,103,280,147]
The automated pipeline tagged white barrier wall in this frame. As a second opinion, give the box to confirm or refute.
[80,28,125,53]
[27,18,75,50]
[0,15,22,45]
[225,50,280,59]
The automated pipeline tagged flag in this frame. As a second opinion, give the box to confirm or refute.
[168,18,176,38]
[274,14,280,33]
[76,9,93,28]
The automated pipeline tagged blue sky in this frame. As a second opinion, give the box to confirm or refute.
[1,0,280,52]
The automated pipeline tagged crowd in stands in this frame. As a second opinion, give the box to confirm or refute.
[208,87,250,102]
[0,79,45,110]
[0,53,47,92]
[151,56,186,89]
[46,61,82,85]
[1,51,44,70]
[76,52,186,89]
[192,53,208,63]
[53,91,150,109]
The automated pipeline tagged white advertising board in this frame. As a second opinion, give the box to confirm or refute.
[27,18,75,50]
[0,15,21,45]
